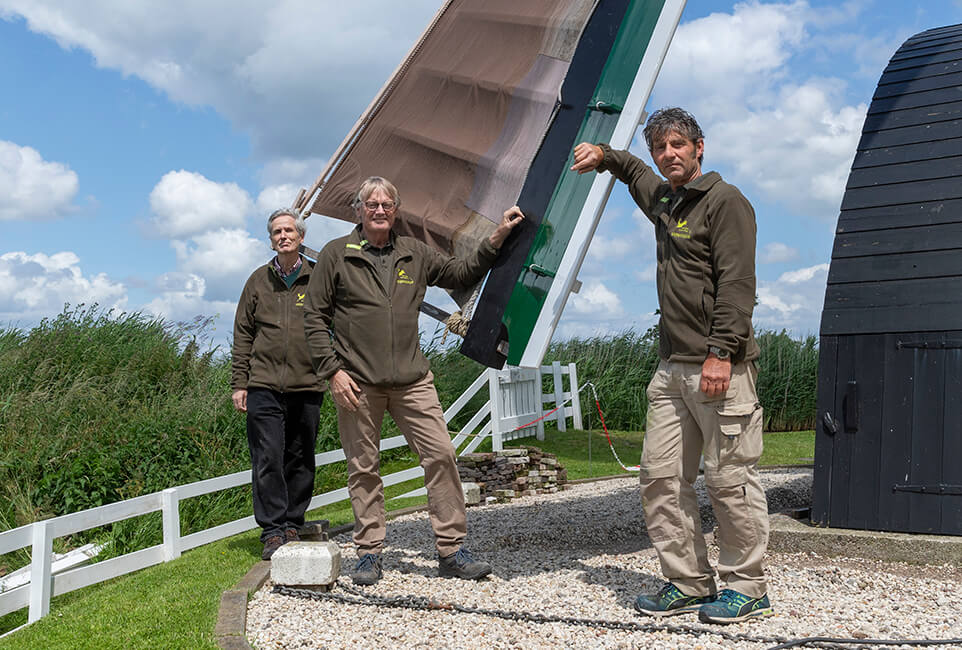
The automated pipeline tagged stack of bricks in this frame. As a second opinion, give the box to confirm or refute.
[457,446,568,504]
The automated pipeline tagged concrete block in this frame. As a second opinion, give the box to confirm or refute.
[270,541,341,587]
[462,481,481,506]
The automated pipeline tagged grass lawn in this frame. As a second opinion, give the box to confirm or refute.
[0,428,813,649]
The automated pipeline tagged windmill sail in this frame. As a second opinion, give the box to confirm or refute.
[295,0,685,368]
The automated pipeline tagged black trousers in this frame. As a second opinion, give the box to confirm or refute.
[246,388,322,541]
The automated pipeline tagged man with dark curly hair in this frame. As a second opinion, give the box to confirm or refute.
[571,107,771,625]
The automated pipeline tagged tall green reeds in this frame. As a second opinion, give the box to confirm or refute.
[0,306,817,573]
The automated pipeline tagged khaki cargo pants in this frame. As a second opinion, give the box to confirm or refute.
[337,371,466,557]
[640,360,769,599]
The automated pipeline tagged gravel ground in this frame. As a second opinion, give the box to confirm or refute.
[247,468,962,649]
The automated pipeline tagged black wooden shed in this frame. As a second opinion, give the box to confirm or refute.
[812,24,962,536]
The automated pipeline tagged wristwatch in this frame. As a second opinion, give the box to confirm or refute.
[708,345,730,360]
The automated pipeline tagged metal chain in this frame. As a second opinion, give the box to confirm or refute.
[273,581,833,649]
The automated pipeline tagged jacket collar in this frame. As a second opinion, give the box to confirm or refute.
[267,253,312,283]
[681,170,722,195]
[344,225,413,260]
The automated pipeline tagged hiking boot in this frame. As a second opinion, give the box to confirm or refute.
[438,548,491,580]
[634,582,715,617]
[285,528,300,543]
[352,553,383,585]
[698,589,773,624]
[262,535,285,560]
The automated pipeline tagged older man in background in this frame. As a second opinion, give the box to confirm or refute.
[232,208,324,560]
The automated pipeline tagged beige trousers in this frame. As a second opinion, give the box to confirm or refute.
[640,360,769,599]
[337,371,466,557]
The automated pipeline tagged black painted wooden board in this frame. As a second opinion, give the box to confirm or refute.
[852,138,962,170]
[832,222,962,257]
[909,349,944,532]
[846,335,883,529]
[879,60,962,85]
[943,350,962,534]
[877,334,914,532]
[811,336,837,527]
[861,111,962,143]
[841,176,962,210]
[873,69,962,100]
[828,336,855,526]
[862,102,962,132]
[847,153,962,187]
[836,198,962,233]
[827,249,962,284]
[886,48,962,72]
[821,304,962,337]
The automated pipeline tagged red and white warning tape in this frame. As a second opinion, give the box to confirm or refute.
[507,380,640,473]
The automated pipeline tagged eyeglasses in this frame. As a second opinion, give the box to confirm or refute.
[363,200,397,212]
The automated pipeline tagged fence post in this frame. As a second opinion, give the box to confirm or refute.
[552,361,566,432]
[28,520,53,623]
[568,362,583,429]
[533,367,545,441]
[162,488,182,561]
[487,368,503,451]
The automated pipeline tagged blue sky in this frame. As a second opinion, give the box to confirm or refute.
[2,0,962,355]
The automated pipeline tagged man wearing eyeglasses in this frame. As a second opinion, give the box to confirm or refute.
[303,176,523,585]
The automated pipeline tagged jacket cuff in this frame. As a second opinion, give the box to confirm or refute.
[597,142,613,172]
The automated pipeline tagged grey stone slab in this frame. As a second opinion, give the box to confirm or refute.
[769,513,962,566]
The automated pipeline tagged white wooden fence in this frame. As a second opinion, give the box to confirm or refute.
[0,363,581,631]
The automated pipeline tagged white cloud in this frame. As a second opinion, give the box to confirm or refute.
[649,1,866,220]
[569,281,624,317]
[754,262,830,335]
[149,170,253,238]
[170,227,269,302]
[760,242,799,264]
[0,251,127,321]
[0,140,79,221]
[0,1,440,160]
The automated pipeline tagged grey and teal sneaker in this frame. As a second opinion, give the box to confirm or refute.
[698,589,772,624]
[352,553,383,585]
[634,582,715,617]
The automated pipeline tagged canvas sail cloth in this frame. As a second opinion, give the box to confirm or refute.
[296,0,684,368]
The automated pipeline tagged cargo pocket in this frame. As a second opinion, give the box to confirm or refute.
[707,400,763,487]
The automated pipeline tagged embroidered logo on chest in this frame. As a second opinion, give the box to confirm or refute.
[671,218,691,240]
[396,268,414,285]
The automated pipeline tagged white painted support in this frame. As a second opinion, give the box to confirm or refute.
[487,368,504,451]
[0,583,29,619]
[552,361,566,432]
[450,401,491,449]
[0,523,34,556]
[161,488,181,561]
[177,469,251,500]
[48,493,163,539]
[51,546,166,597]
[28,520,53,623]
[443,370,489,421]
[569,363,583,429]
[519,0,688,368]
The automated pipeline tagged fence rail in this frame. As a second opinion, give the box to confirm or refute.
[0,363,581,630]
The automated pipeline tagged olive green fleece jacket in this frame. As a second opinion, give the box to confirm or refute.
[231,256,325,393]
[598,143,760,364]
[303,225,499,387]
